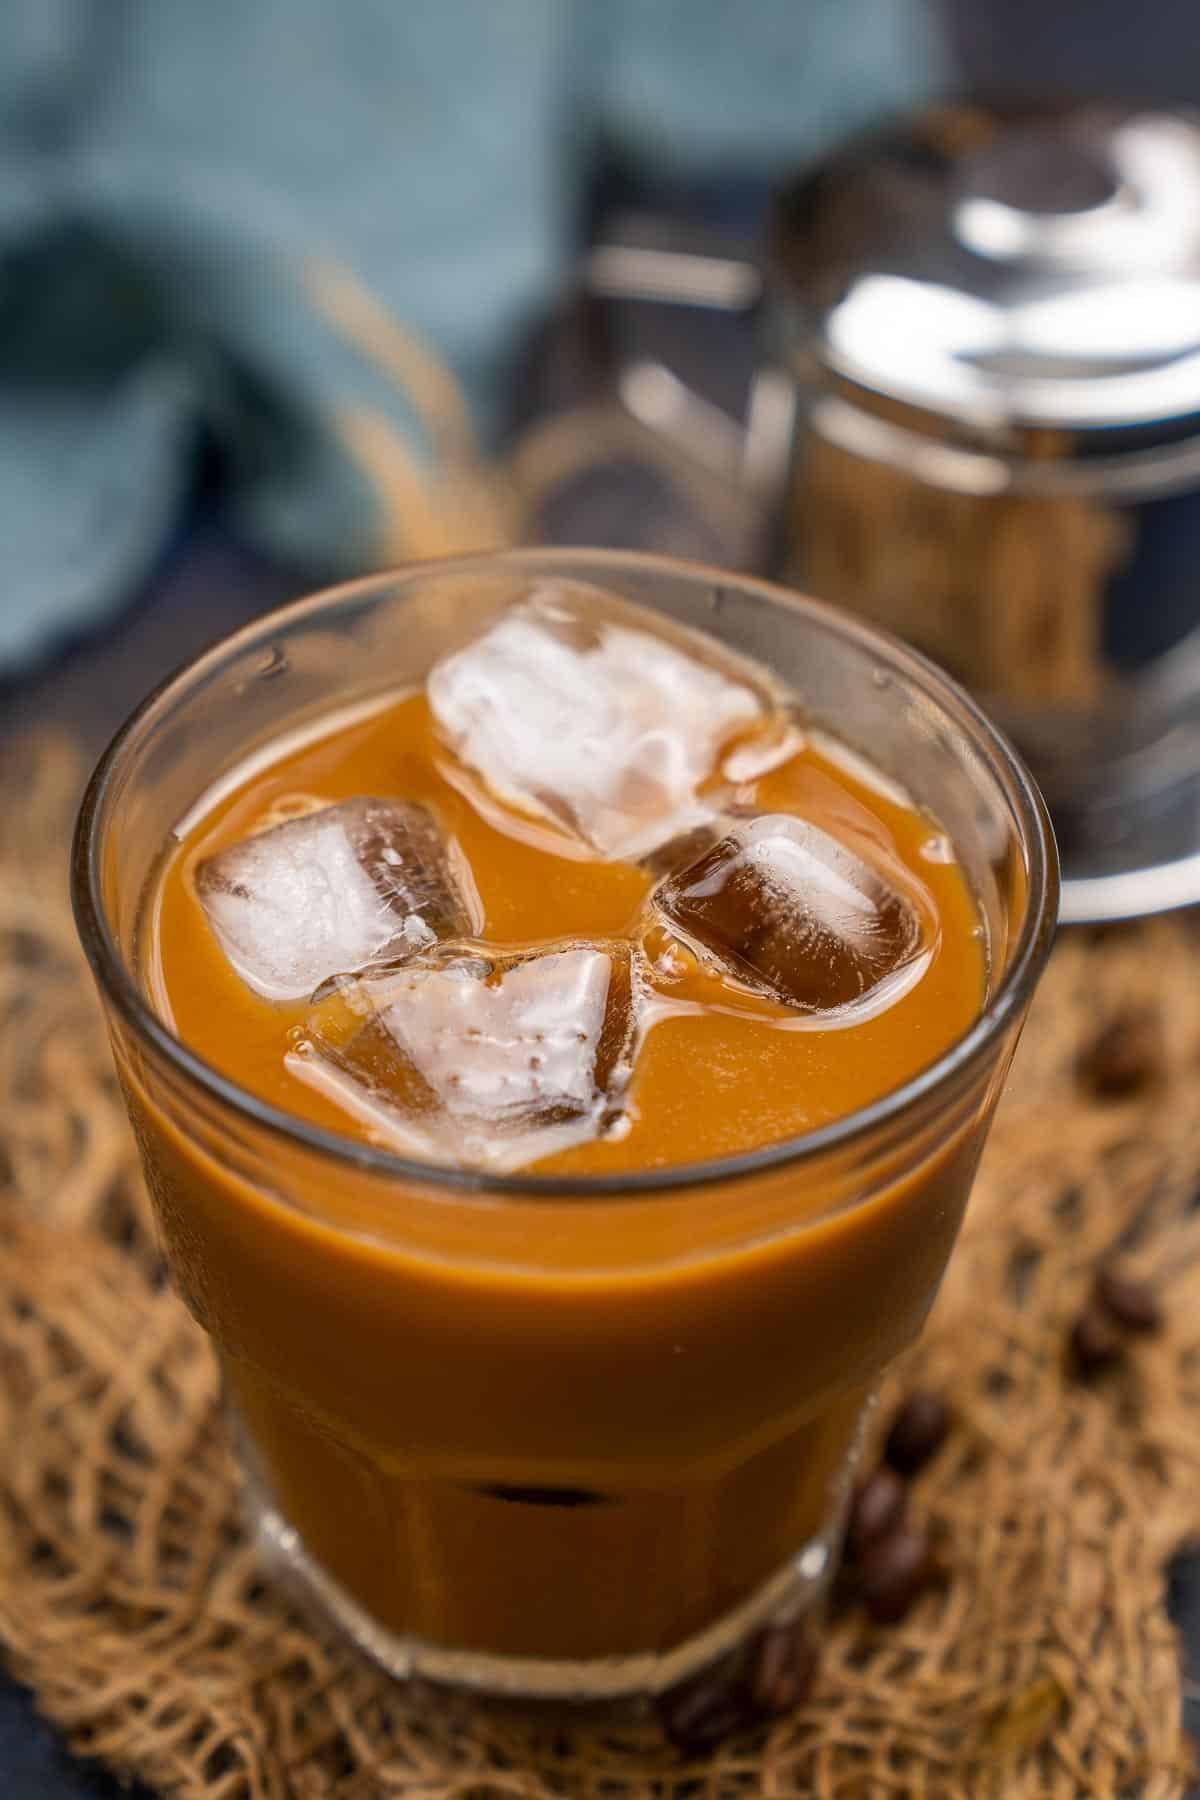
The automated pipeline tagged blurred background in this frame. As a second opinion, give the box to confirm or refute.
[0,0,1197,756]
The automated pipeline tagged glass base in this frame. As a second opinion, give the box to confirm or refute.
[242,1459,842,1703]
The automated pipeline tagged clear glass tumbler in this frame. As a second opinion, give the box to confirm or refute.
[72,549,1058,1704]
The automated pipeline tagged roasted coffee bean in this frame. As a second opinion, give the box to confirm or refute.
[859,1523,940,1625]
[1068,1303,1123,1378]
[1093,1266,1164,1335]
[746,1619,818,1720]
[657,1654,747,1755]
[883,1391,950,1476]
[1076,1006,1164,1100]
[846,1466,908,1557]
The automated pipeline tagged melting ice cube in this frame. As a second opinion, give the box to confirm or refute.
[288,941,638,1172]
[427,585,767,862]
[194,797,480,1002]
[654,814,924,1014]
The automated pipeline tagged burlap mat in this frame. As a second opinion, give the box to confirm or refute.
[2,735,1199,1799]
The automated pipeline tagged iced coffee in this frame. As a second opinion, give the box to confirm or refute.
[74,555,1056,1701]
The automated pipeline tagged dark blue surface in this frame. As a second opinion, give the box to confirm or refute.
[0,1681,154,1800]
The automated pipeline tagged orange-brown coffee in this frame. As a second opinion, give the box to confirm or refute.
[137,586,986,1666]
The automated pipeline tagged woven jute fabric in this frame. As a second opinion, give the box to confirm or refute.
[2,735,1198,1799]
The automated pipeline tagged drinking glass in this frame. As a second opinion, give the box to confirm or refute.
[72,549,1058,1702]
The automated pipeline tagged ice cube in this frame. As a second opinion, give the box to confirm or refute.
[287,941,638,1172]
[427,585,767,862]
[654,814,924,1013]
[194,797,480,1002]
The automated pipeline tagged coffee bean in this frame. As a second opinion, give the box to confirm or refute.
[658,1620,822,1752]
[1068,1303,1123,1378]
[1076,1006,1164,1100]
[846,1467,908,1557]
[1093,1266,1164,1335]
[657,1654,747,1755]
[746,1619,818,1720]
[859,1523,940,1624]
[883,1391,950,1476]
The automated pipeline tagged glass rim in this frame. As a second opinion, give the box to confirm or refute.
[71,546,1059,1203]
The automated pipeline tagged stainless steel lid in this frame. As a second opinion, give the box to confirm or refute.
[769,102,1200,439]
